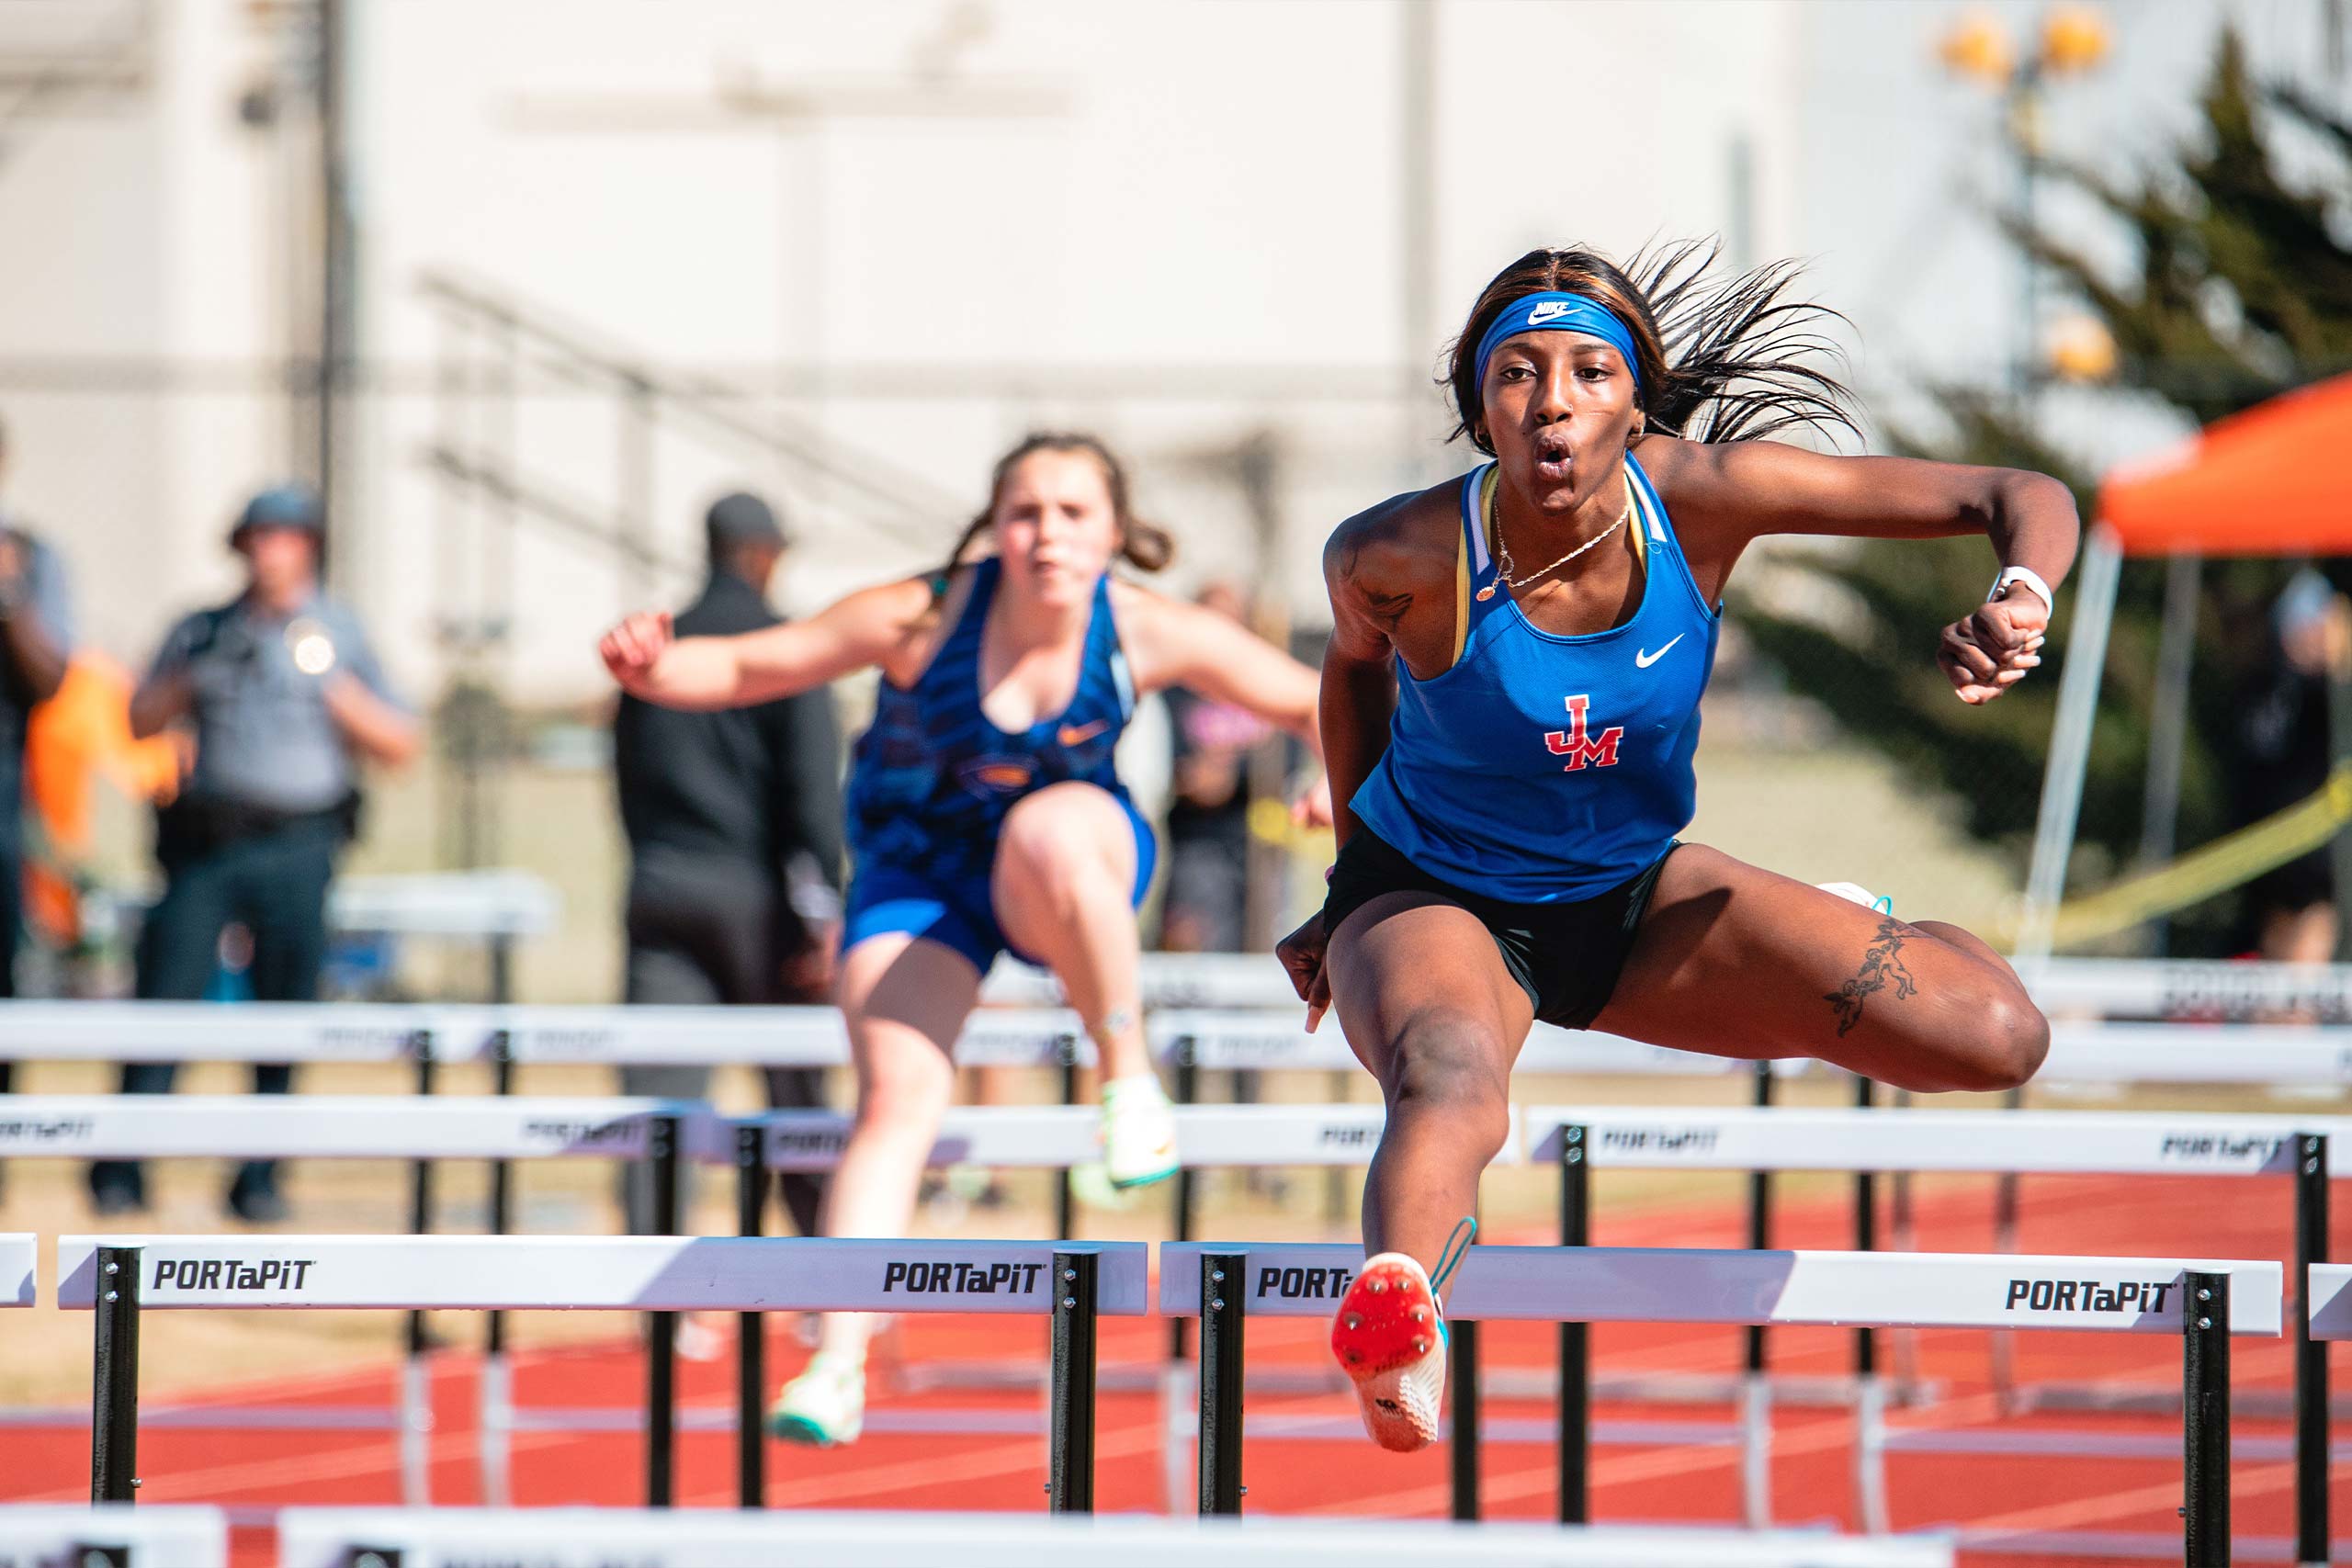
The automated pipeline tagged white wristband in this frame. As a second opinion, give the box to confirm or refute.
[1988,566,2053,613]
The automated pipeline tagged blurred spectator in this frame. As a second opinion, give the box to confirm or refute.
[1157,581,1272,955]
[89,485,420,1220]
[2230,568,2350,965]
[1155,583,1282,1189]
[613,492,843,1241]
[0,413,76,1077]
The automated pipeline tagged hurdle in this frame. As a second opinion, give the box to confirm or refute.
[2301,1263,2352,1568]
[276,1506,1958,1566]
[0,1505,226,1567]
[1530,1105,2340,1551]
[712,1101,1510,1511]
[0,1097,697,1506]
[57,1234,1147,1514]
[2021,956,2352,1021]
[1163,1240,2278,1564]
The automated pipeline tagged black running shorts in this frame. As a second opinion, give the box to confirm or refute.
[1321,826,1679,1029]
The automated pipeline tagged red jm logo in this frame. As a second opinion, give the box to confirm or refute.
[1544,694,1623,771]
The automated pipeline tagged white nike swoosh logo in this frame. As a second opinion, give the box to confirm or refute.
[1634,635,1684,669]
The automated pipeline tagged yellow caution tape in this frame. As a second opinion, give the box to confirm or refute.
[2012,763,2352,948]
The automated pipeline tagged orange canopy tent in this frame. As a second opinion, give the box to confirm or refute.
[2018,372,2352,956]
[2098,370,2352,558]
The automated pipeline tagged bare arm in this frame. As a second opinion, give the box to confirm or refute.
[1313,565,1401,853]
[0,610,66,703]
[1657,437,2080,705]
[601,577,932,710]
[128,667,193,739]
[1274,514,1421,1025]
[1662,437,2078,592]
[0,536,69,702]
[1115,586,1323,756]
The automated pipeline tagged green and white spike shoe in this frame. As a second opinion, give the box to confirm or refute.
[767,1349,865,1448]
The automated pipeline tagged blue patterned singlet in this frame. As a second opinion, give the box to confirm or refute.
[841,558,1154,971]
[1349,456,1720,903]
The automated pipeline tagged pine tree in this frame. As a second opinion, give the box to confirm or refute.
[1730,29,2352,948]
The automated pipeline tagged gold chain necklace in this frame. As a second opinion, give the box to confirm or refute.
[1476,474,1634,602]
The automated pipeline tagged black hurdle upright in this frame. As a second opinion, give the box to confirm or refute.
[734,1122,767,1510]
[644,1113,682,1507]
[401,1026,438,1506]
[1055,1033,1081,1244]
[1169,1043,1200,1362]
[2295,1132,2330,1566]
[481,1028,515,1501]
[1451,1289,1480,1520]
[1197,1250,1246,1514]
[1851,1075,1878,1375]
[1743,1062,1773,1526]
[2182,1269,2231,1568]
[1558,1122,1589,1524]
[405,1029,437,1364]
[90,1244,142,1505]
[1047,1248,1099,1513]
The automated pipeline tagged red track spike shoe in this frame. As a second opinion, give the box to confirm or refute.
[1329,1251,1448,1452]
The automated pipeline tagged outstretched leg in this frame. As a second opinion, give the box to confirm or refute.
[1321,890,1531,1450]
[1325,890,1532,1268]
[992,782,1176,1187]
[1593,844,2048,1091]
[771,932,978,1447]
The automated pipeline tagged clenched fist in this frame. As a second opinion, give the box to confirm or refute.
[1937,591,2048,706]
[599,610,674,694]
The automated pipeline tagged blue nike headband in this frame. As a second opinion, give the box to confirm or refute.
[1471,292,1643,394]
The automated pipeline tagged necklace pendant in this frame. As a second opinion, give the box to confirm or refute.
[1475,583,1498,602]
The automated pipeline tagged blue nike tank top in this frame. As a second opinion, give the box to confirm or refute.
[845,558,1136,882]
[1351,456,1719,903]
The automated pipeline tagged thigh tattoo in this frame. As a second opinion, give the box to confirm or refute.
[1824,918,1917,1037]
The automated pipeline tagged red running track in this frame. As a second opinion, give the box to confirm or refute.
[5,1170,2346,1565]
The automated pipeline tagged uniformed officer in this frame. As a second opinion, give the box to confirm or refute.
[89,484,421,1220]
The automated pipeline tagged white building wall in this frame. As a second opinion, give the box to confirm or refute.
[4,0,2334,703]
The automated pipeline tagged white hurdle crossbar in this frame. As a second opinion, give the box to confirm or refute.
[277,1507,1957,1567]
[703,1102,1513,1173]
[0,1505,227,1567]
[0,1093,699,1160]
[17,998,2352,1084]
[1535,1106,2339,1554]
[0,1095,704,1513]
[60,1235,1147,1515]
[1162,1240,2275,1564]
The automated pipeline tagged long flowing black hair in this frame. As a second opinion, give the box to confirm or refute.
[1444,240,1860,449]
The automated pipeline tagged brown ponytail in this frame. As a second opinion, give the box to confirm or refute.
[934,432,1172,592]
